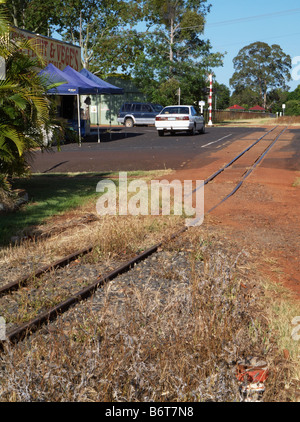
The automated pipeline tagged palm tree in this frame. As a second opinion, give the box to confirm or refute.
[0,0,52,190]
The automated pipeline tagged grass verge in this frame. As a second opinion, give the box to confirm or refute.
[213,115,300,127]
[0,170,171,246]
[262,279,300,401]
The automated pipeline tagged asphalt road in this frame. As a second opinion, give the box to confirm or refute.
[28,125,283,173]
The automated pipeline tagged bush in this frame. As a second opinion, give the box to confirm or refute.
[285,100,300,116]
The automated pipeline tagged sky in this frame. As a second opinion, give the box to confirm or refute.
[204,0,300,92]
[51,0,300,93]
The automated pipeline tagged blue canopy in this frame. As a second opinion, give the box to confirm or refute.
[79,68,124,95]
[38,63,69,91]
[39,64,123,143]
[39,63,101,95]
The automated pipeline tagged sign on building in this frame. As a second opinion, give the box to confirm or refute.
[12,27,82,71]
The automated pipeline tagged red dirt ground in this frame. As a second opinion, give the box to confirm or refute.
[165,126,300,301]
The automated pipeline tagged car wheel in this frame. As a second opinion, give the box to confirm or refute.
[199,124,206,134]
[158,130,164,137]
[188,125,196,136]
[125,118,134,128]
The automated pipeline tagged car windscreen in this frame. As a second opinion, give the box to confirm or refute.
[161,107,189,114]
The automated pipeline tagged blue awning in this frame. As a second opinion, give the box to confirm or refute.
[79,68,124,95]
[39,63,101,95]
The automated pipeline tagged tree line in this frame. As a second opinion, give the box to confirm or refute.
[0,0,298,196]
[5,0,224,106]
[5,1,298,113]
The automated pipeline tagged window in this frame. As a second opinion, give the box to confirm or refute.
[123,103,132,112]
[179,107,189,114]
[142,104,152,112]
[153,104,163,112]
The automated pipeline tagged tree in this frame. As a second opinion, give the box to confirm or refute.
[5,0,61,35]
[133,0,223,105]
[285,100,300,116]
[287,84,300,102]
[56,0,144,72]
[267,88,289,113]
[4,0,144,74]
[143,0,209,73]
[230,86,261,110]
[230,42,292,109]
[0,0,55,191]
[213,82,230,110]
[284,84,300,115]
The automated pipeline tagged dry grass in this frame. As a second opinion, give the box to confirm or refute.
[273,116,300,125]
[0,178,299,402]
[0,213,182,274]
[0,176,183,283]
[0,189,15,212]
[0,228,296,402]
[0,213,184,328]
[292,177,300,188]
[261,279,300,400]
[214,115,300,127]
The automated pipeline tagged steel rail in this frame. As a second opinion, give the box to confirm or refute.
[0,245,93,297]
[1,226,187,347]
[207,126,288,214]
[0,126,280,298]
[0,125,287,349]
[194,125,279,191]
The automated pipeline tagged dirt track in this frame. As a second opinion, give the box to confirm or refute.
[30,125,300,301]
[162,126,300,301]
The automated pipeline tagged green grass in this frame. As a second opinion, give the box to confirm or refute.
[0,170,172,246]
[0,173,106,245]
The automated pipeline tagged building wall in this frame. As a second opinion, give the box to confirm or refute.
[89,76,146,125]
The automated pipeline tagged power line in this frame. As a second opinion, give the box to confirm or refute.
[137,8,300,36]
[206,8,300,28]
[210,31,300,51]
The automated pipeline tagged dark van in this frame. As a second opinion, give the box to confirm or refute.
[117,102,163,127]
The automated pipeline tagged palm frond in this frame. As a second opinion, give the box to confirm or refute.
[0,0,9,37]
[0,123,25,156]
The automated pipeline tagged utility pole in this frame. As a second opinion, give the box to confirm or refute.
[207,74,213,126]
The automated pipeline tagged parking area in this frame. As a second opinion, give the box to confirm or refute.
[29,126,262,173]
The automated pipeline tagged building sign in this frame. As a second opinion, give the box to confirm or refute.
[12,27,82,71]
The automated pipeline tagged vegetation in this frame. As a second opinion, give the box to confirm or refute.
[3,0,223,106]
[132,0,223,105]
[212,82,230,110]
[5,0,62,35]
[0,173,104,245]
[4,2,299,113]
[284,85,300,116]
[230,42,292,110]
[0,1,61,193]
[0,170,173,246]
[0,224,298,402]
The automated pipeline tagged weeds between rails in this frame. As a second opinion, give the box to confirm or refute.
[0,126,288,348]
[0,125,283,296]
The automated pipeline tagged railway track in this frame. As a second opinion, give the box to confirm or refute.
[0,125,288,349]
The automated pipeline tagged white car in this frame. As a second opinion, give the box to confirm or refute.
[155,105,205,136]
